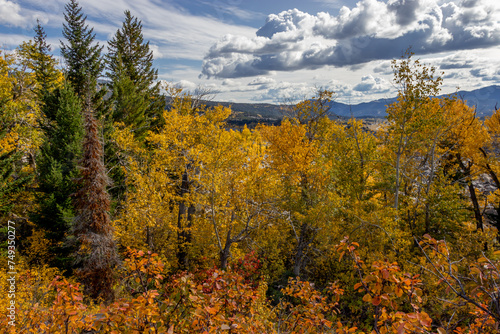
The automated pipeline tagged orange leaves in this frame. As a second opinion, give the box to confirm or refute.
[337,236,363,266]
[122,247,167,293]
[357,260,422,310]
[363,293,373,303]
[336,235,433,333]
[375,308,433,334]
[276,278,338,333]
[372,295,382,306]
[6,238,500,334]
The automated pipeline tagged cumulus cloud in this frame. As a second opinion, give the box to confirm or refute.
[353,75,391,92]
[469,67,500,81]
[174,80,198,91]
[248,76,276,86]
[437,52,477,69]
[201,0,500,78]
[0,0,42,28]
[254,81,316,103]
[373,60,393,75]
[149,44,163,59]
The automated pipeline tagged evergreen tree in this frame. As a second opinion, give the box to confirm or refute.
[17,20,61,98]
[60,0,104,99]
[104,10,164,208]
[33,83,84,271]
[106,10,163,136]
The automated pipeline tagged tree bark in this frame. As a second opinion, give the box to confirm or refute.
[219,229,232,271]
[293,223,313,277]
[177,169,194,269]
[456,154,483,231]
[468,181,484,231]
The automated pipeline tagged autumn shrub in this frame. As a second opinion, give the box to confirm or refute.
[0,262,87,333]
[6,236,500,334]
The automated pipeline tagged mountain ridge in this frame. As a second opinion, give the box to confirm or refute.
[200,85,500,121]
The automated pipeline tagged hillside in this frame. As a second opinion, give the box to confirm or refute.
[195,85,500,122]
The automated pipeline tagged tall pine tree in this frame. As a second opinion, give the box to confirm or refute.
[17,21,61,98]
[33,83,84,271]
[60,0,104,100]
[105,10,164,208]
[106,10,163,137]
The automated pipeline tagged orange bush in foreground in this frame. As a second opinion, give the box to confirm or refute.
[3,239,500,333]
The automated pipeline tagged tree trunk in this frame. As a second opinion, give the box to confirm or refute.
[479,148,500,232]
[479,148,500,189]
[395,152,401,209]
[424,203,430,234]
[293,223,312,277]
[456,154,483,231]
[468,181,484,231]
[219,230,232,271]
[146,226,154,250]
[177,169,194,269]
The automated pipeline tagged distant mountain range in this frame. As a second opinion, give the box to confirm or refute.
[330,85,500,118]
[202,85,500,121]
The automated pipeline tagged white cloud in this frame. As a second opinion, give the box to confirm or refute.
[436,52,477,69]
[201,0,500,79]
[4,0,497,105]
[0,32,30,48]
[373,60,393,75]
[255,80,316,103]
[149,44,163,59]
[248,76,276,86]
[353,75,391,92]
[174,79,198,91]
[0,0,47,28]
[0,0,24,27]
[0,0,257,61]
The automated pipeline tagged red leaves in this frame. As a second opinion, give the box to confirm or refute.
[233,250,263,287]
[11,235,500,334]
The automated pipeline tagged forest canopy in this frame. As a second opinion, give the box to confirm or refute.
[1,1,500,333]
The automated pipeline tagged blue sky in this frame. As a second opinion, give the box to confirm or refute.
[1,0,500,103]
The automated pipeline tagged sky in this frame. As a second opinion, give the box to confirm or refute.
[1,0,500,104]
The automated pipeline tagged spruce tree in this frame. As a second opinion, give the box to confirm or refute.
[105,10,164,207]
[60,0,104,99]
[17,21,60,97]
[106,10,163,136]
[33,83,84,271]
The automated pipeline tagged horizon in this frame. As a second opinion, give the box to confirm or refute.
[181,83,500,106]
[1,0,499,104]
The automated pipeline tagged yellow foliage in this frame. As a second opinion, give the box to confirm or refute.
[0,51,43,154]
[0,259,61,332]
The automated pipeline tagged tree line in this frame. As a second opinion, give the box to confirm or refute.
[1,0,500,332]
